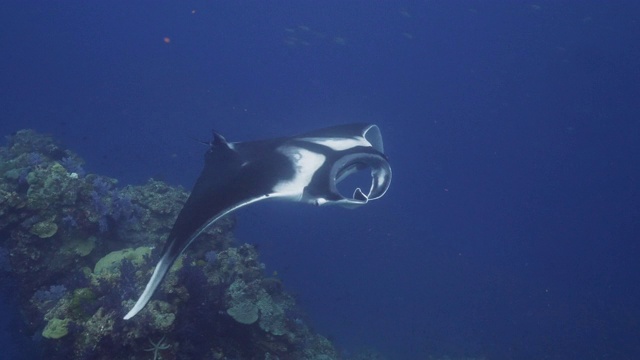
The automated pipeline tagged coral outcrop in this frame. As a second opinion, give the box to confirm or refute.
[0,129,338,360]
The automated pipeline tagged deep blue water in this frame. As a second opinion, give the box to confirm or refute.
[1,1,639,359]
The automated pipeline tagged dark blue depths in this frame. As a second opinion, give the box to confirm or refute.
[1,1,639,359]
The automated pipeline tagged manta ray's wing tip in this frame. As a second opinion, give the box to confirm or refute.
[122,251,175,320]
[123,297,146,320]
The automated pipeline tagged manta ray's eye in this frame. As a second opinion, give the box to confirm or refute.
[335,163,371,199]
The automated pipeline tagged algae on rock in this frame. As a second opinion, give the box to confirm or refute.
[42,318,70,339]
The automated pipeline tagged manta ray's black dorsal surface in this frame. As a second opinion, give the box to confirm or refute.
[124,123,392,319]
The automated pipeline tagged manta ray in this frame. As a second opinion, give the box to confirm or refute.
[124,123,392,319]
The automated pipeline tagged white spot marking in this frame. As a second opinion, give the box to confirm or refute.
[273,147,325,199]
[301,137,369,151]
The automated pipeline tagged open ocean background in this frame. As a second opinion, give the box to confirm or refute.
[1,1,639,359]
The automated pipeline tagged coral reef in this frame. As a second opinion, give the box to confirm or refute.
[0,129,339,360]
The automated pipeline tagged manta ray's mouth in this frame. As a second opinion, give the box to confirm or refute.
[335,162,372,200]
[330,153,391,205]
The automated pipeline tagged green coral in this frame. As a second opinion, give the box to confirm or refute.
[70,288,96,308]
[5,129,59,157]
[42,318,70,339]
[257,293,288,336]
[60,236,96,257]
[226,278,291,336]
[227,300,260,324]
[133,180,186,215]
[147,300,176,331]
[77,308,115,351]
[26,162,79,210]
[93,246,151,276]
[66,287,97,319]
[30,219,58,238]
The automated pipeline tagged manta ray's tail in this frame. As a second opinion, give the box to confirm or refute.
[123,247,175,320]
